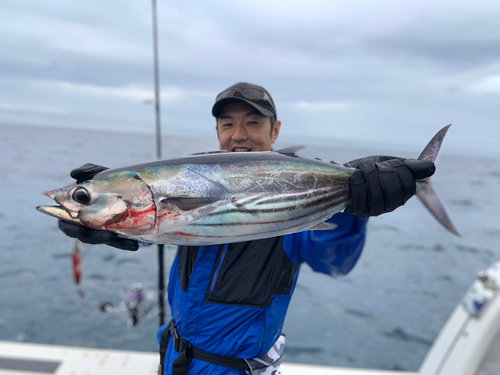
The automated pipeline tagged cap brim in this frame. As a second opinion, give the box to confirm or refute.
[212,97,275,118]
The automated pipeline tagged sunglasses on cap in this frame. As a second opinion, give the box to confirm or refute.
[216,88,271,102]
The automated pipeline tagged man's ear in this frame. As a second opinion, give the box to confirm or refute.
[271,120,281,143]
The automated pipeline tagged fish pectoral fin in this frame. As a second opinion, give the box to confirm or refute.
[275,145,304,157]
[160,196,221,211]
[305,222,338,231]
[156,197,223,235]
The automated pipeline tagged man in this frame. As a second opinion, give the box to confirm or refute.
[59,82,435,375]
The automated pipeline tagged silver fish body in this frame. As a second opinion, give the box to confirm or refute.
[80,152,352,245]
[130,152,352,244]
[37,126,458,245]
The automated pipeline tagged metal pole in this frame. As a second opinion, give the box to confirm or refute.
[152,0,162,160]
[158,243,165,326]
[151,0,165,327]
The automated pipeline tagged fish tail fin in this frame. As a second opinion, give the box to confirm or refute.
[415,124,460,236]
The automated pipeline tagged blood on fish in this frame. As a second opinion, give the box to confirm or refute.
[158,210,180,222]
[173,231,191,242]
[104,205,156,232]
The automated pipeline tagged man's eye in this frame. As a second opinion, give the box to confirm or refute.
[221,123,232,128]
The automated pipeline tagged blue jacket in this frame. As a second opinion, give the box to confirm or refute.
[159,212,367,374]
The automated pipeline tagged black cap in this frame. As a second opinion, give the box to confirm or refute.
[212,82,277,118]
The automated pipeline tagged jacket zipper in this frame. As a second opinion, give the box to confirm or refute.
[210,243,229,293]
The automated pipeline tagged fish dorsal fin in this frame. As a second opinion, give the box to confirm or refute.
[160,196,221,211]
[276,146,304,157]
[190,150,228,156]
[306,222,338,231]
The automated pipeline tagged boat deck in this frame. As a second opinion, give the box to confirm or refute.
[0,341,414,375]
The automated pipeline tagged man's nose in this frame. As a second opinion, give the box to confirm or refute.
[232,124,247,142]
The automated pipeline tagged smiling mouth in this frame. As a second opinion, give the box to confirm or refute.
[232,147,252,152]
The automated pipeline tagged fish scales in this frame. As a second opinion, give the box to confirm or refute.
[137,155,352,244]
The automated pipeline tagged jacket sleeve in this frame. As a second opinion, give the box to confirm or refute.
[283,212,368,277]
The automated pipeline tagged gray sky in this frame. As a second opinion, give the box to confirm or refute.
[1,0,500,156]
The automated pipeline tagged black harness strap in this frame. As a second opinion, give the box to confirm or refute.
[168,320,251,375]
[159,325,171,374]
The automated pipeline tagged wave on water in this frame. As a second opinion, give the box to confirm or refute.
[344,309,376,319]
[382,328,434,347]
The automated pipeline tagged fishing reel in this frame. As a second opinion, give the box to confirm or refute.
[99,282,154,327]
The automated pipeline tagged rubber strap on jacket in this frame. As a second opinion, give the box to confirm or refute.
[169,320,251,374]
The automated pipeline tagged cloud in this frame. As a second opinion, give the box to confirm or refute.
[29,80,215,103]
[465,74,500,95]
[2,0,500,156]
[295,101,351,111]
[428,64,500,96]
[0,102,67,115]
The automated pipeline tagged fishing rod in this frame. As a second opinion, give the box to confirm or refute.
[151,0,166,327]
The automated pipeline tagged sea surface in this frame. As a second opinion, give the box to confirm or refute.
[1,123,499,371]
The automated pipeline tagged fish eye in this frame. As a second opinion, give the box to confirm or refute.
[72,187,91,205]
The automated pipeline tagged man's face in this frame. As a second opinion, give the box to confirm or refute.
[216,101,281,152]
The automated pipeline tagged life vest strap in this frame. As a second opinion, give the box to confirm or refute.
[168,320,252,374]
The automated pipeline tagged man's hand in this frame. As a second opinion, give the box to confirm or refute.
[71,163,109,183]
[59,220,139,251]
[58,163,139,251]
[344,156,435,217]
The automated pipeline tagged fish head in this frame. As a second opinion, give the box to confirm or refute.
[38,171,156,235]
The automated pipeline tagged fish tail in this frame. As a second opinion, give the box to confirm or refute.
[415,125,460,236]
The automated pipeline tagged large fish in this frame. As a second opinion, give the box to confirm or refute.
[37,126,458,245]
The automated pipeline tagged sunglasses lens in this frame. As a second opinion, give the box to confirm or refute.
[216,89,237,101]
[240,88,265,100]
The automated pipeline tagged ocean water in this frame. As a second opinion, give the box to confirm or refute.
[1,123,499,371]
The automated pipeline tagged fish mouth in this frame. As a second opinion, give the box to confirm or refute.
[38,188,82,224]
[36,205,83,225]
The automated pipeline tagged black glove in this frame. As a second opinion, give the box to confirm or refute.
[344,156,435,217]
[70,163,109,183]
[58,163,139,251]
